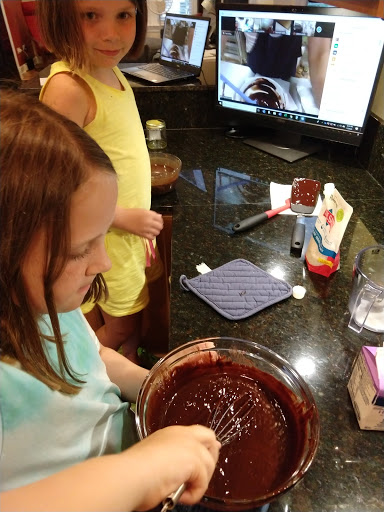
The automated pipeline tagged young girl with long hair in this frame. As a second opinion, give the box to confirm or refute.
[37,0,164,363]
[0,90,220,511]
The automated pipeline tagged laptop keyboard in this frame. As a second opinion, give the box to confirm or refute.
[139,63,191,78]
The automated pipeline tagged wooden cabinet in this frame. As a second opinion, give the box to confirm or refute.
[323,0,383,17]
[140,213,172,357]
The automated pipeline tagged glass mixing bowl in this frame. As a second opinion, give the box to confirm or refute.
[149,152,182,195]
[135,337,320,510]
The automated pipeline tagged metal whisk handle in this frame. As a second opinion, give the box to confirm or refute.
[161,483,186,512]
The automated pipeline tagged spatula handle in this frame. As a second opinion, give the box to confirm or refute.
[232,198,290,233]
[232,212,268,232]
[291,219,305,251]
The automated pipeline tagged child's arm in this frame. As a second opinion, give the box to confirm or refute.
[99,344,148,402]
[1,425,221,512]
[41,73,95,128]
[307,36,331,108]
[113,207,164,240]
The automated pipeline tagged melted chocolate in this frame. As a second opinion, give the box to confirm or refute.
[244,78,284,109]
[170,45,180,59]
[291,178,321,208]
[146,358,311,502]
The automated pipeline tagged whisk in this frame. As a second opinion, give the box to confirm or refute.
[161,394,255,512]
[209,394,255,446]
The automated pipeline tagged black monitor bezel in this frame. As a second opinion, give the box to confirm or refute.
[215,3,384,147]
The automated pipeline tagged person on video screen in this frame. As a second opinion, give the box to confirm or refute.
[244,20,331,107]
[172,21,188,46]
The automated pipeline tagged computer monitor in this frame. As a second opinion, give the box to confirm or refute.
[216,4,384,162]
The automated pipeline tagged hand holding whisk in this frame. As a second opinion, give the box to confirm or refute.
[161,394,255,511]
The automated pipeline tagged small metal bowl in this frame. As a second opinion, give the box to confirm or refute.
[150,152,182,195]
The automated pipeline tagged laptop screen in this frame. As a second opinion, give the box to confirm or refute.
[160,14,210,71]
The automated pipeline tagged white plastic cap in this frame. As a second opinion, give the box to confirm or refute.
[292,285,306,300]
[323,183,335,197]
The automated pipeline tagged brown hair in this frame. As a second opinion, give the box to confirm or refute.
[37,0,147,70]
[0,89,116,394]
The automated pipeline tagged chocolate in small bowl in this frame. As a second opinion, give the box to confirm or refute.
[136,337,320,510]
[150,152,182,196]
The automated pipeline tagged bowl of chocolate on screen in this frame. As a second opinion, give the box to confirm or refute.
[238,76,286,110]
[135,337,320,510]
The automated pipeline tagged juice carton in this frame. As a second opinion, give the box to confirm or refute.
[348,346,384,431]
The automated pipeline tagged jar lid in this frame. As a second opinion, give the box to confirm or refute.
[146,119,165,129]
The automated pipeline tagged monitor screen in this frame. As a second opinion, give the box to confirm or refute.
[216,4,384,161]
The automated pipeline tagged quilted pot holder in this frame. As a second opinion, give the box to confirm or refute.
[179,258,292,320]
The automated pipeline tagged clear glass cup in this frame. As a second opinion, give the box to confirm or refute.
[146,119,167,150]
[348,245,384,333]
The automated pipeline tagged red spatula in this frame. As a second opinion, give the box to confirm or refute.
[232,198,291,233]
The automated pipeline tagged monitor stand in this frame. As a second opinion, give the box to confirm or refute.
[243,130,321,163]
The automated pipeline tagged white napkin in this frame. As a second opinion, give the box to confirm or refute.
[270,182,322,216]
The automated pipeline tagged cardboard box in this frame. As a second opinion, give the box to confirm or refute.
[348,346,384,431]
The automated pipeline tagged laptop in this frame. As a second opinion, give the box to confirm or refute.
[121,13,210,85]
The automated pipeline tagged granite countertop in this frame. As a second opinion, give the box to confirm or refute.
[155,129,384,512]
[19,63,211,93]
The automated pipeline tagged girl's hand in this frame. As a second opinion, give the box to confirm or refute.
[0,425,220,512]
[125,425,221,511]
[114,207,163,239]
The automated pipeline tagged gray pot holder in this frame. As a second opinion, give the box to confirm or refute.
[179,258,292,320]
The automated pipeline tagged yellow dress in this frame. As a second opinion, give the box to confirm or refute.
[40,62,151,316]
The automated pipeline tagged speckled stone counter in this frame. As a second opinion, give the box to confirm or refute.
[154,129,384,512]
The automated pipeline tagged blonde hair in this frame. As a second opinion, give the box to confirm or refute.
[37,0,147,70]
[0,89,116,394]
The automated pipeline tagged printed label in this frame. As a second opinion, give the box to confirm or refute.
[324,209,335,228]
[148,129,162,141]
[318,257,334,267]
[312,227,337,258]
[336,209,344,222]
